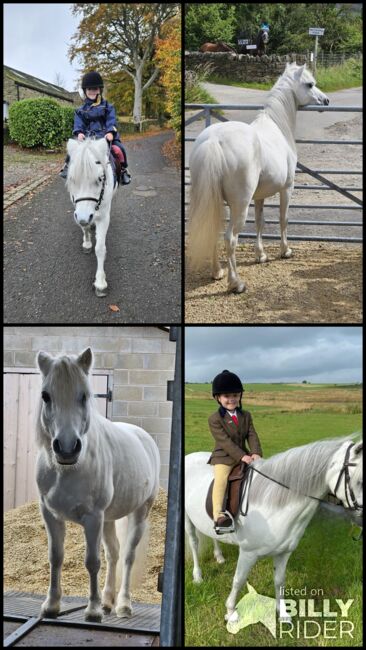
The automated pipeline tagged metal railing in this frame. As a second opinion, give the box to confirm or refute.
[185,104,362,243]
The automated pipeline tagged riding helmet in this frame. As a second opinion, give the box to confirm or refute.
[81,71,104,91]
[212,370,244,396]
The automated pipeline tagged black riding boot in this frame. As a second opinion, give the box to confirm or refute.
[59,154,70,179]
[121,167,131,185]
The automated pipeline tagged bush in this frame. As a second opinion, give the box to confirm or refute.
[9,98,64,148]
[60,105,75,142]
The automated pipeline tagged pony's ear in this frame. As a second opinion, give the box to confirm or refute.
[77,348,93,374]
[37,351,53,376]
[95,137,109,155]
[67,139,79,156]
[293,64,305,81]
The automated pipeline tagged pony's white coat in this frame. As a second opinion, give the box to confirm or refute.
[36,348,160,622]
[185,437,362,622]
[187,63,329,292]
[66,138,117,296]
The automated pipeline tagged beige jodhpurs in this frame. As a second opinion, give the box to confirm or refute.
[212,462,237,521]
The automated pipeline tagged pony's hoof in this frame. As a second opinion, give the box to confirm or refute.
[256,254,268,263]
[281,248,293,259]
[116,605,132,618]
[102,604,112,615]
[85,611,103,623]
[212,269,224,280]
[229,282,246,294]
[82,246,93,254]
[94,284,107,297]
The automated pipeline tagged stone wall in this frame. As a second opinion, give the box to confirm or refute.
[185,52,308,83]
[4,326,176,489]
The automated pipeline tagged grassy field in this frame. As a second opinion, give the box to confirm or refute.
[185,383,362,646]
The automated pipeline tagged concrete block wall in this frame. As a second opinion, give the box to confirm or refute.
[4,326,176,490]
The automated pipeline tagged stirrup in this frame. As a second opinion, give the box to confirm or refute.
[214,511,235,535]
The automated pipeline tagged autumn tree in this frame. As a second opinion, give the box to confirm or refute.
[69,3,179,126]
[154,14,181,139]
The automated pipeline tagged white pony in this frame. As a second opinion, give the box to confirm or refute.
[66,138,118,297]
[36,348,160,622]
[187,63,329,292]
[185,437,362,623]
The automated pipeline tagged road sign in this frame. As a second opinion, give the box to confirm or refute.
[309,27,325,36]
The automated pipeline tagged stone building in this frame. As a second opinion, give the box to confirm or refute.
[3,65,78,121]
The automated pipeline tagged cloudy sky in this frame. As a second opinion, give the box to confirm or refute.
[185,327,362,384]
[4,3,81,91]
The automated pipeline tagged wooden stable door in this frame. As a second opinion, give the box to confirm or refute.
[4,370,109,511]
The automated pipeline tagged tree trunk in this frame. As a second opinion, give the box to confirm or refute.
[133,66,143,128]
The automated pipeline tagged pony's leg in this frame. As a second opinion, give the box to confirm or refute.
[115,502,151,617]
[212,244,224,280]
[83,512,104,622]
[40,503,65,618]
[279,188,293,258]
[225,548,258,621]
[225,202,249,293]
[273,551,293,622]
[93,216,110,297]
[81,225,93,253]
[254,199,268,263]
[213,539,225,564]
[185,512,202,583]
[101,520,119,613]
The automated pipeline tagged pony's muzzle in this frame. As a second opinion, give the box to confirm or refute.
[75,212,94,227]
[53,437,82,464]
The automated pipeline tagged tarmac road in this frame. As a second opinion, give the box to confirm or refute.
[4,131,181,324]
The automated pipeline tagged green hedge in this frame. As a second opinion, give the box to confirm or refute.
[8,98,67,148]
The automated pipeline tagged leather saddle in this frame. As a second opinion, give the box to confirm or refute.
[206,461,250,521]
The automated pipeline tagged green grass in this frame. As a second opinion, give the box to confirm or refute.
[185,383,363,646]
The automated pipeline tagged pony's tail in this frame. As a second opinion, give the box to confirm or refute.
[187,138,226,271]
[114,516,150,594]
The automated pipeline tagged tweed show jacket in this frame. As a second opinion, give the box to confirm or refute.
[207,408,263,465]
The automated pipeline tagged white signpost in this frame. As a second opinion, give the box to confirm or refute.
[309,27,325,74]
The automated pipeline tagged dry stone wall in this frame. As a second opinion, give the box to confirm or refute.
[185,52,308,83]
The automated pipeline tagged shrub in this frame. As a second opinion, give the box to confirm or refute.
[9,98,64,148]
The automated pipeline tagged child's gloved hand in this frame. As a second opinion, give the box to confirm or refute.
[241,455,253,464]
[105,133,113,142]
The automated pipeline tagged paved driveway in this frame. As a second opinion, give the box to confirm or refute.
[4,132,181,324]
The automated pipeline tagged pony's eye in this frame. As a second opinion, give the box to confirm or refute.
[42,391,51,404]
[81,393,87,405]
[308,82,314,88]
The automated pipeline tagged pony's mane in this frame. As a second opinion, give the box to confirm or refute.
[249,435,358,509]
[66,139,108,189]
[257,63,316,151]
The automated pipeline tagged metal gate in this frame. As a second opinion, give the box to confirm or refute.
[185,103,362,243]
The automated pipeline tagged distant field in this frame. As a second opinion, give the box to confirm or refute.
[185,383,362,456]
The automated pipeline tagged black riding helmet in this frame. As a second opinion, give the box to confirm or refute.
[81,71,104,91]
[212,370,244,396]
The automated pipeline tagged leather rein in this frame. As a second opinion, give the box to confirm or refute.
[241,443,362,538]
